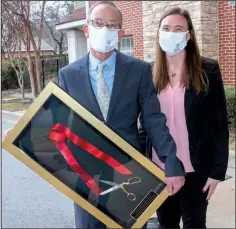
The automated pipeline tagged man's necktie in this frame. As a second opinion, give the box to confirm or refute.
[96,62,110,121]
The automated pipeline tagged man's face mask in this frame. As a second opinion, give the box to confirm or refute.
[159,30,189,56]
[89,25,119,53]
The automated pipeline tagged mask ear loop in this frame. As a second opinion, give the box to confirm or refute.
[189,30,193,41]
[185,30,191,42]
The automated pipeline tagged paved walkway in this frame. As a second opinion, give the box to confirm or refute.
[2,110,235,228]
[2,90,33,99]
[207,165,235,228]
[151,153,235,228]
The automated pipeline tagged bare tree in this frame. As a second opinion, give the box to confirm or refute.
[40,1,74,54]
[43,2,65,54]
[2,0,46,99]
[2,13,26,100]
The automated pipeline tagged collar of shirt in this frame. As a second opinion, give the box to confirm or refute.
[89,50,117,72]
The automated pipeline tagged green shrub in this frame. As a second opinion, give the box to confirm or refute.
[224,86,235,128]
[1,59,31,90]
[1,60,18,90]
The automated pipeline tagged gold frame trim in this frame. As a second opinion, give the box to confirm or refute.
[2,82,168,228]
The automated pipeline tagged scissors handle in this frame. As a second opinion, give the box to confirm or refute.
[128,176,141,184]
[127,192,136,201]
[121,184,137,201]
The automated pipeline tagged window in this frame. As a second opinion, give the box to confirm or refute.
[74,1,85,10]
[229,1,235,7]
[119,36,133,56]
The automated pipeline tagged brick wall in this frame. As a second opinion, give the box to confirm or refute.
[218,1,235,86]
[72,8,86,20]
[200,1,219,60]
[90,1,144,59]
[41,50,55,56]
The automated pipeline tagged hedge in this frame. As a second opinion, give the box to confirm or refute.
[1,59,31,90]
[224,86,235,129]
[1,60,18,90]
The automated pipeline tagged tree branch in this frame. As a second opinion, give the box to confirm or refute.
[37,1,46,52]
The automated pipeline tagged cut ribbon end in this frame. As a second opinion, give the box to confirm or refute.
[115,165,132,175]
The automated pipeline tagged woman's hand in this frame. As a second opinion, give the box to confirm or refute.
[202,177,220,200]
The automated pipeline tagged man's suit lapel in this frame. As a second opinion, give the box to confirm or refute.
[106,51,130,122]
[78,54,104,121]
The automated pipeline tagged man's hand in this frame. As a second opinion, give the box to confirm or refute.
[203,177,220,200]
[166,176,185,196]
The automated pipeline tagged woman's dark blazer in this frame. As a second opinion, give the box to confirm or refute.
[139,57,229,181]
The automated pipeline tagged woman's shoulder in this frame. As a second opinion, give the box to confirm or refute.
[150,61,154,69]
[201,56,219,72]
[201,56,224,93]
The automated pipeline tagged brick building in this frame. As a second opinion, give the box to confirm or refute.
[6,37,55,58]
[56,1,235,86]
[218,1,235,85]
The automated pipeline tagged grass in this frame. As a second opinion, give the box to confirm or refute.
[2,102,29,112]
[2,95,16,99]
[229,128,235,152]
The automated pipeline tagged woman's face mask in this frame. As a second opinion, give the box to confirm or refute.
[159,30,189,56]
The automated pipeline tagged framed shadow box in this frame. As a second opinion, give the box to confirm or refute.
[2,82,168,228]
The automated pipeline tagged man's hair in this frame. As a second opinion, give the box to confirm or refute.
[87,1,123,27]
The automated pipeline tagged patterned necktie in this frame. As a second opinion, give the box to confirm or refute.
[96,62,110,121]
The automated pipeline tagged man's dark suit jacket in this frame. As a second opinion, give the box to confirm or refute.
[139,57,229,181]
[58,50,184,177]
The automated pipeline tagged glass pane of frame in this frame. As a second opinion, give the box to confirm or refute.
[3,82,168,229]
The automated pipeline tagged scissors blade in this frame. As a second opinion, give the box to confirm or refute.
[100,184,121,196]
[100,180,118,187]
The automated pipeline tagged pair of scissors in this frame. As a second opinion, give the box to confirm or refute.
[99,177,141,201]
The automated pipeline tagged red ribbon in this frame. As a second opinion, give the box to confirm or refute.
[49,123,132,196]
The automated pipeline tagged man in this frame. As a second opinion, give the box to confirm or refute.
[58,1,185,228]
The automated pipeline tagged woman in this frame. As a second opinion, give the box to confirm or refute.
[139,7,229,228]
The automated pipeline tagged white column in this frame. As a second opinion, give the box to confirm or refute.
[77,30,88,58]
[66,30,87,63]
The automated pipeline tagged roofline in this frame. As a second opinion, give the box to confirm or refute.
[56,19,86,31]
[13,48,55,51]
[56,17,86,26]
[10,49,55,53]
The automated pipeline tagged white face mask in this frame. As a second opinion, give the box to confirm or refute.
[89,26,119,53]
[159,31,189,56]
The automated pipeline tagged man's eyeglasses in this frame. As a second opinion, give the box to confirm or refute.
[88,19,121,31]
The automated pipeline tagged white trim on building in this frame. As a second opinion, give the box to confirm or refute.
[55,2,90,64]
[55,19,86,31]
[56,19,87,63]
[119,36,134,56]
[66,30,87,63]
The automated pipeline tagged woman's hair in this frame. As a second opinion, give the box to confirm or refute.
[153,7,208,94]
